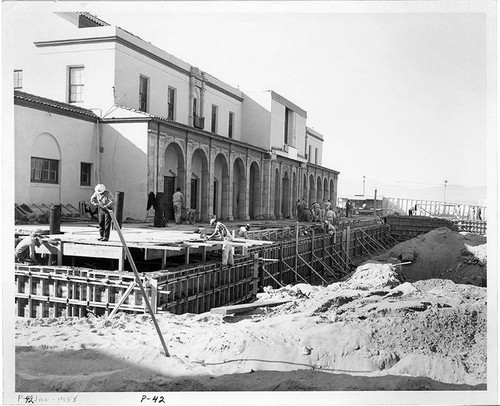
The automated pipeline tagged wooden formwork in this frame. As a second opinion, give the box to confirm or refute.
[15,223,391,318]
[451,220,487,236]
[156,260,254,314]
[385,216,459,240]
[247,223,390,290]
[15,265,155,318]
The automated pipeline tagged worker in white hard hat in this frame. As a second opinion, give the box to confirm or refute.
[90,184,115,241]
[237,224,251,239]
[15,229,44,264]
[206,217,234,266]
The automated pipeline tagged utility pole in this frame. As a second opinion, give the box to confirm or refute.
[363,176,366,196]
[444,180,448,202]
[373,188,377,216]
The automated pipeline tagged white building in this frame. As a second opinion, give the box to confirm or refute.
[9,10,339,221]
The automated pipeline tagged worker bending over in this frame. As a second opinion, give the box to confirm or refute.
[206,217,234,266]
[15,229,43,264]
[237,224,251,239]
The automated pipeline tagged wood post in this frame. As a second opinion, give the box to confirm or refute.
[115,191,125,229]
[49,204,61,235]
[252,253,259,298]
[108,210,170,357]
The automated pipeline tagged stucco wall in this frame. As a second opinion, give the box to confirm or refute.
[14,105,97,205]
[306,135,323,165]
[203,86,242,140]
[4,11,117,115]
[270,99,307,156]
[114,44,190,122]
[241,94,271,150]
[100,122,149,221]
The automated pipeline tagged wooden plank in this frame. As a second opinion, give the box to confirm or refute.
[63,243,124,258]
[210,299,291,316]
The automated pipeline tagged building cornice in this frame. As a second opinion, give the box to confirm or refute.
[271,91,307,118]
[306,129,324,142]
[34,36,244,102]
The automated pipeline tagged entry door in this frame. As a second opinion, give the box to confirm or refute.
[213,180,218,217]
[164,176,175,220]
[190,179,198,210]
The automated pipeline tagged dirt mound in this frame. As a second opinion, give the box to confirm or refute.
[376,228,486,286]
[15,262,487,392]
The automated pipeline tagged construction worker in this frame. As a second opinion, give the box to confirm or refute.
[172,187,183,224]
[206,217,234,266]
[15,229,43,264]
[312,201,322,222]
[326,207,336,225]
[324,220,335,235]
[90,184,115,241]
[345,200,352,218]
[237,224,251,239]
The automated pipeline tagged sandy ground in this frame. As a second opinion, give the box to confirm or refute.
[15,228,487,392]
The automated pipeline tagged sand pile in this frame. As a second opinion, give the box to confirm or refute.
[375,228,487,286]
[15,261,486,392]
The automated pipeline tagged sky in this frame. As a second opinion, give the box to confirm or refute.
[3,1,494,203]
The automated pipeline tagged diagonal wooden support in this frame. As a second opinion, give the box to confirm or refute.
[360,228,389,251]
[282,261,308,284]
[108,281,136,318]
[312,253,340,278]
[296,253,328,285]
[261,265,284,288]
[325,248,348,270]
[108,210,170,357]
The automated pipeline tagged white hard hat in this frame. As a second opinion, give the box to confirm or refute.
[210,218,216,225]
[95,184,106,193]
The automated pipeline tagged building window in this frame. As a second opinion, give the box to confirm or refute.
[308,146,312,163]
[228,111,234,139]
[31,157,59,184]
[14,70,23,90]
[80,162,92,186]
[68,66,84,103]
[167,87,176,120]
[284,107,291,145]
[139,75,149,112]
[315,148,318,165]
[192,98,198,118]
[211,105,218,133]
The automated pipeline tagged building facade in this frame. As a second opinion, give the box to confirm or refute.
[10,11,339,222]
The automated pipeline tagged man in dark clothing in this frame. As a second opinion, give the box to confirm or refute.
[90,184,115,241]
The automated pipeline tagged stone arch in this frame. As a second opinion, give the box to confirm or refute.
[274,167,281,218]
[309,174,315,206]
[163,142,186,220]
[191,148,209,221]
[316,176,322,203]
[330,178,335,204]
[249,161,261,219]
[232,157,246,220]
[303,173,308,205]
[292,171,298,213]
[323,178,328,202]
[282,171,290,218]
[213,153,229,220]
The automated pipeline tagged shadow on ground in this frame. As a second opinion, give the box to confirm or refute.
[16,347,486,392]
